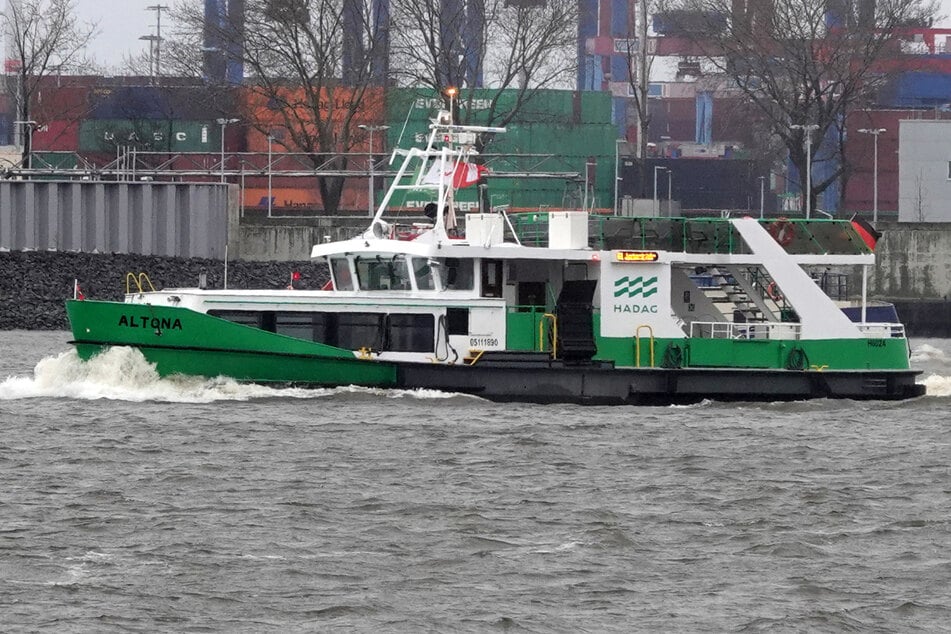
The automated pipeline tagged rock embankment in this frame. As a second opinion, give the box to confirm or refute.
[0,251,328,330]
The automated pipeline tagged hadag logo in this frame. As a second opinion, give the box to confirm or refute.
[614,276,658,298]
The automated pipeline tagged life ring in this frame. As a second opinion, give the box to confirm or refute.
[767,281,783,302]
[769,218,795,246]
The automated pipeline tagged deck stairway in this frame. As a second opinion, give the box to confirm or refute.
[700,266,785,323]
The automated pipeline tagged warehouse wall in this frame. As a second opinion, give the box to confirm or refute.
[0,181,234,258]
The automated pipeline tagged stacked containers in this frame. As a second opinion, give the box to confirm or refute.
[384,87,616,213]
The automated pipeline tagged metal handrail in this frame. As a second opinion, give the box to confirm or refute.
[635,324,655,367]
[539,313,558,359]
[688,321,802,340]
[125,272,156,294]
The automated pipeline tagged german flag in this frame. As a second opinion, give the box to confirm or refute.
[851,215,881,251]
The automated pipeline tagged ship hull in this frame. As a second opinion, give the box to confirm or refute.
[66,300,924,403]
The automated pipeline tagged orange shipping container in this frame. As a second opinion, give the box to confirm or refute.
[238,85,385,154]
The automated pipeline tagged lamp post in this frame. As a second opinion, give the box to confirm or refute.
[666,169,672,216]
[790,123,819,218]
[614,139,625,215]
[653,165,667,216]
[13,120,37,170]
[358,124,390,217]
[759,175,766,219]
[858,127,886,224]
[216,118,239,183]
[139,35,159,82]
[445,87,458,123]
[267,132,273,218]
[146,5,169,77]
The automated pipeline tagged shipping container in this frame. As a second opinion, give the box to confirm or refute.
[30,151,79,178]
[170,121,217,152]
[79,119,173,153]
[876,71,951,108]
[842,109,912,213]
[32,120,80,151]
[620,158,760,211]
[386,87,614,127]
[649,98,696,142]
[238,85,385,151]
[32,84,96,122]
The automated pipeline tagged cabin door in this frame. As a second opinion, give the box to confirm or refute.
[556,280,598,362]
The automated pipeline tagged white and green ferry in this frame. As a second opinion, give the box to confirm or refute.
[66,112,924,403]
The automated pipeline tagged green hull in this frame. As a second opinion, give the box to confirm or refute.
[506,312,913,371]
[66,300,398,387]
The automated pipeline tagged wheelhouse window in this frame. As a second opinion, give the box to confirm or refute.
[412,257,435,290]
[329,257,354,291]
[356,255,411,290]
[442,258,474,290]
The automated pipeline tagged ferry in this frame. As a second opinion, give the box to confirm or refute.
[65,112,925,403]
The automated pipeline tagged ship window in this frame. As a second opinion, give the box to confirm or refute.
[336,312,384,350]
[442,258,474,290]
[329,257,354,291]
[446,308,468,335]
[387,314,434,352]
[356,255,411,290]
[274,312,330,341]
[481,259,504,297]
[208,310,262,328]
[412,257,435,290]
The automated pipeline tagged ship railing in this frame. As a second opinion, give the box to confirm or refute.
[689,321,802,340]
[689,321,906,340]
[856,323,906,339]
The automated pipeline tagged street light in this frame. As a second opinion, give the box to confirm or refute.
[139,35,159,81]
[146,5,169,78]
[14,120,37,170]
[759,175,766,219]
[790,123,819,218]
[666,169,672,216]
[267,132,274,218]
[216,118,239,183]
[858,127,886,225]
[653,165,667,216]
[445,87,458,123]
[614,139,625,215]
[359,124,391,217]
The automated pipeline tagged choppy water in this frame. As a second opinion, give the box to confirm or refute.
[1,331,950,632]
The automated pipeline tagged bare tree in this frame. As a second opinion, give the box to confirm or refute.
[1,0,97,165]
[170,0,388,214]
[619,0,655,161]
[657,0,937,214]
[388,0,578,137]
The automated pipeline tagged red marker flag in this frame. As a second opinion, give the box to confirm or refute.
[851,215,881,251]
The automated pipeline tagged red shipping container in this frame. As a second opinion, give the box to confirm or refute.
[31,120,80,151]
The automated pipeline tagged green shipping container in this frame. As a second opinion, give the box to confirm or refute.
[79,119,173,153]
[170,121,217,152]
[79,119,218,153]
[386,87,613,127]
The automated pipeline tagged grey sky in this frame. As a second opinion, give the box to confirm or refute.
[74,0,158,69]
[8,0,951,70]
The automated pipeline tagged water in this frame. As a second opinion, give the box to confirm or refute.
[1,331,950,632]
